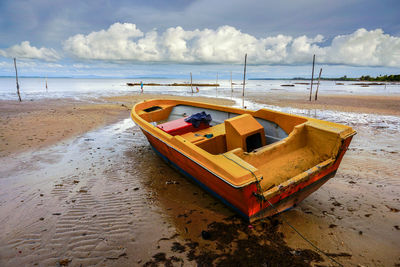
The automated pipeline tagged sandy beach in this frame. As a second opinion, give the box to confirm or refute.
[0,92,399,266]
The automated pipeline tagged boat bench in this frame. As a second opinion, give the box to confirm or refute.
[156,117,210,136]
[181,124,227,154]
[181,114,267,155]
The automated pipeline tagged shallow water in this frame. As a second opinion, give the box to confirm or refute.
[1,77,399,100]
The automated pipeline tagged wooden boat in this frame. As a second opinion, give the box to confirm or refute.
[131,99,356,222]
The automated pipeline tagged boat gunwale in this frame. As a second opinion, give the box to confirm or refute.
[131,98,356,192]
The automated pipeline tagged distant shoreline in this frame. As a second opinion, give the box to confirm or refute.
[126,82,220,87]
[0,76,398,82]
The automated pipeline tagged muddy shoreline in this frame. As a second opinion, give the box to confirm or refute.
[0,93,399,266]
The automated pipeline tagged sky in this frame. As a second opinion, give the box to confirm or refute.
[0,0,400,79]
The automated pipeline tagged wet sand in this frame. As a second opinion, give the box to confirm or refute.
[0,92,399,266]
[0,99,129,157]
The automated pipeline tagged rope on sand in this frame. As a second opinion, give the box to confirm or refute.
[264,198,344,267]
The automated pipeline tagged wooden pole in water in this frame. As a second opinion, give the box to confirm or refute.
[315,68,322,101]
[230,71,233,92]
[46,76,48,93]
[216,73,219,92]
[14,58,22,102]
[242,54,247,97]
[309,54,315,101]
[190,72,193,93]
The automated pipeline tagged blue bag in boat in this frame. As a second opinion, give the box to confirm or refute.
[184,111,212,128]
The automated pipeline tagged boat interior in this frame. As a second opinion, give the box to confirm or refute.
[136,102,346,190]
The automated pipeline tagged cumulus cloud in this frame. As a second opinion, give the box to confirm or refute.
[0,41,60,62]
[323,28,400,67]
[64,23,400,67]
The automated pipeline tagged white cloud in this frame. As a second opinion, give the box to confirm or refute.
[0,41,60,62]
[63,23,150,61]
[60,23,399,67]
[323,28,400,67]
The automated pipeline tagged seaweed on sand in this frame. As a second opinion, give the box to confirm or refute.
[144,215,323,266]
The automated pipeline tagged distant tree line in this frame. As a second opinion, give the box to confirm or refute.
[359,74,400,81]
[331,75,357,81]
[293,75,358,81]
[293,74,400,81]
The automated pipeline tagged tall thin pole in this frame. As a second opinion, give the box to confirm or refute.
[315,68,322,101]
[190,72,193,93]
[242,54,247,97]
[14,58,21,102]
[46,76,48,93]
[216,73,218,91]
[230,71,233,92]
[309,54,315,101]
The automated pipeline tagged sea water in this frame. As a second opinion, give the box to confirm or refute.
[0,77,399,101]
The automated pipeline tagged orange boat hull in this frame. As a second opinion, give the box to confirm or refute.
[131,99,356,221]
[141,128,353,221]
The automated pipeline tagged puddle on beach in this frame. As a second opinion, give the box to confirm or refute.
[1,100,399,266]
